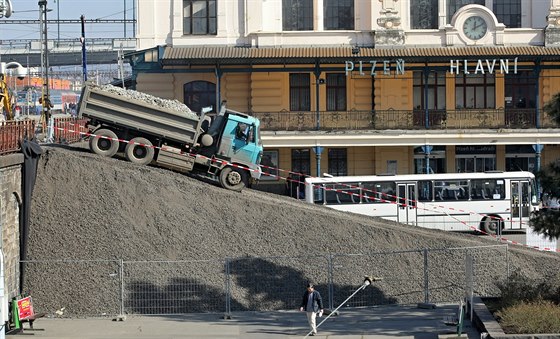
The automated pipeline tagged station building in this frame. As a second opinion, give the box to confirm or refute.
[129,0,560,193]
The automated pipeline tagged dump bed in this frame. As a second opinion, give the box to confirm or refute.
[77,84,201,145]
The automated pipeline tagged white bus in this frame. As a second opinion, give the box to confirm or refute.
[304,171,539,234]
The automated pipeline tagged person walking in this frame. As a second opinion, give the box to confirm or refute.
[299,282,323,336]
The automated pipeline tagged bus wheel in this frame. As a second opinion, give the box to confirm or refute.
[482,217,501,235]
[219,167,247,192]
[89,129,119,157]
[125,137,154,165]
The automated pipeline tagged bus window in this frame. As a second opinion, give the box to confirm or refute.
[418,180,433,201]
[434,180,468,201]
[471,179,504,200]
[362,181,396,203]
[325,184,359,204]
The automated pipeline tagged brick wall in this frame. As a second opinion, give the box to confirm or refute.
[0,154,24,302]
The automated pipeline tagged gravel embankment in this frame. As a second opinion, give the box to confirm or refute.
[23,144,560,316]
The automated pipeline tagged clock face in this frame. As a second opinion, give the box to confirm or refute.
[462,16,488,40]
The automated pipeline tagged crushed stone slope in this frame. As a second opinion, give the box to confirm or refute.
[29,145,499,260]
[23,144,560,315]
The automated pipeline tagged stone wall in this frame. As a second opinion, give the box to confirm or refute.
[0,154,24,303]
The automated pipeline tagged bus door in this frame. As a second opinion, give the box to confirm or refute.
[397,183,417,226]
[510,180,530,230]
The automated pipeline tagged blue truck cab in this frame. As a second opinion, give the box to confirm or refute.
[199,108,263,191]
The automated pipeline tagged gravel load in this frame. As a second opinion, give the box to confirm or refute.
[96,84,198,118]
[23,144,560,316]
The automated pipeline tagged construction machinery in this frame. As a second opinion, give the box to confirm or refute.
[78,83,263,191]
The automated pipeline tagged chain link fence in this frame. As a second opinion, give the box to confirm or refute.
[21,244,508,317]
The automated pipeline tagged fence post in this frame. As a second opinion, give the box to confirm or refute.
[224,258,231,319]
[328,254,334,311]
[465,253,474,322]
[506,245,510,279]
[423,249,429,304]
[120,259,124,317]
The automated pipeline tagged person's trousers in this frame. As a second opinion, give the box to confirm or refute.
[306,311,317,334]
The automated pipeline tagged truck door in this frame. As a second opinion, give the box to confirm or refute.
[397,183,417,226]
[510,180,530,230]
[219,120,259,164]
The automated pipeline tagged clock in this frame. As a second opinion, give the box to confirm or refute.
[462,15,488,40]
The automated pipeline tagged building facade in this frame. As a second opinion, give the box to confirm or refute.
[129,0,560,193]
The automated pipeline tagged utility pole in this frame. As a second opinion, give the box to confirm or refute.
[80,14,87,82]
[38,0,52,129]
[56,0,59,43]
[123,0,126,37]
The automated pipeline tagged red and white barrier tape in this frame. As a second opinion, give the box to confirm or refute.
[53,123,559,253]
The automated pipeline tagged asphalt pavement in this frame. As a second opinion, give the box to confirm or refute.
[7,303,482,339]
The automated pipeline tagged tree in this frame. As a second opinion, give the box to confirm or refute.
[530,94,560,240]
[531,160,560,240]
[543,92,560,125]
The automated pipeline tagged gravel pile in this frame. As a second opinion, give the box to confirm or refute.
[96,84,197,118]
[23,144,560,316]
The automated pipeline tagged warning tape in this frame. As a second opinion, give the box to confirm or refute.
[52,122,558,253]
[54,125,255,173]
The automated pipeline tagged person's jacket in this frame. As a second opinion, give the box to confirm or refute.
[300,290,323,312]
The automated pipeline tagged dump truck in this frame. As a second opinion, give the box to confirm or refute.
[77,83,263,191]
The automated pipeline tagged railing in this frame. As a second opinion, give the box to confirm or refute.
[253,108,559,131]
[0,120,36,155]
[1,109,557,155]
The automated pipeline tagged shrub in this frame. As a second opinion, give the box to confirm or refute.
[496,300,560,334]
[492,270,560,334]
[495,270,560,308]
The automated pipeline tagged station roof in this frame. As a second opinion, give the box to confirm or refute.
[161,45,560,66]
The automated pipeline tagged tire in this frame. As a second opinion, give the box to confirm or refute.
[219,167,247,192]
[89,128,119,157]
[125,137,155,165]
[482,216,501,235]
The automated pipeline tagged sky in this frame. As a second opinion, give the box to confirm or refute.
[1,0,135,41]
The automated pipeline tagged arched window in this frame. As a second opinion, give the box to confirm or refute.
[183,81,216,114]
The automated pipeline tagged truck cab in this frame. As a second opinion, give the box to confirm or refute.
[204,109,263,189]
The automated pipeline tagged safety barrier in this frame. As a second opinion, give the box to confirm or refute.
[36,123,560,253]
[0,120,36,155]
[20,245,508,317]
[53,118,88,144]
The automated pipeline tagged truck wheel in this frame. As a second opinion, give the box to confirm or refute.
[125,137,155,165]
[89,129,119,157]
[219,167,247,192]
[482,216,501,235]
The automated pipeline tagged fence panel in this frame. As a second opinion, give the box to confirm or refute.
[21,260,122,317]
[123,259,226,315]
[54,117,88,144]
[426,245,508,303]
[19,245,509,317]
[331,250,425,308]
[0,120,35,155]
[227,255,330,312]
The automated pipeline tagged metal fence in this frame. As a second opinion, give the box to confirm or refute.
[0,120,36,155]
[21,244,508,317]
[53,117,88,144]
